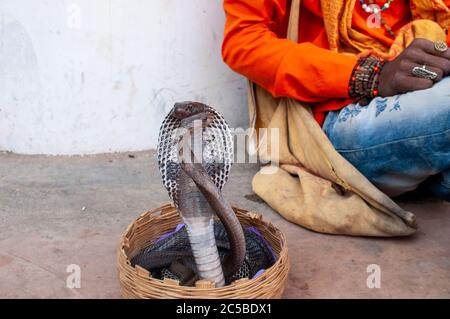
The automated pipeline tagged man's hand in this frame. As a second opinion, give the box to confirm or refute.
[378,38,450,97]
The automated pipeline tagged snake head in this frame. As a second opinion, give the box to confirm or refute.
[172,102,214,128]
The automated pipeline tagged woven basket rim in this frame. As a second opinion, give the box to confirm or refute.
[117,202,290,298]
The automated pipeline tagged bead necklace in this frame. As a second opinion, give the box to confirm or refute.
[360,0,397,38]
[359,0,394,14]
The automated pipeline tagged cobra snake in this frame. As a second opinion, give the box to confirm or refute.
[155,101,246,287]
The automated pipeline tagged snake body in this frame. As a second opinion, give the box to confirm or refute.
[155,101,246,287]
[131,220,275,286]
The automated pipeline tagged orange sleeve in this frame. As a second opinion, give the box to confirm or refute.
[222,0,358,103]
[444,0,450,44]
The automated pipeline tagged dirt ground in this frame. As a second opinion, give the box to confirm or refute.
[0,151,449,298]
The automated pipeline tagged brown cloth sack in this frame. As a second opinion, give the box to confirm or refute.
[247,0,439,236]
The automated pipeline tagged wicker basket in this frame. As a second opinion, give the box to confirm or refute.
[117,202,290,299]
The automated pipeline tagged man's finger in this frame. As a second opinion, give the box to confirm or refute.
[401,76,434,92]
[407,49,450,75]
[414,38,450,60]
[400,60,444,81]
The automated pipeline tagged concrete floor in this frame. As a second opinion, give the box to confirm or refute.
[0,151,449,299]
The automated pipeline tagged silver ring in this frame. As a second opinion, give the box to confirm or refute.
[412,65,438,80]
[434,41,448,53]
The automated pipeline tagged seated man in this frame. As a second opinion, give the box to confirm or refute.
[222,0,450,201]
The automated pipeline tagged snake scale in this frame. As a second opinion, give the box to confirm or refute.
[146,101,246,287]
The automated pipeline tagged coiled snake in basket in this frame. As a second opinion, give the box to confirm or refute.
[136,102,246,287]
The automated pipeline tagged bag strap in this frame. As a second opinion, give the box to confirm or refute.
[287,0,301,42]
[247,0,302,150]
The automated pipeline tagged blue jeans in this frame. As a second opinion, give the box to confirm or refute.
[323,77,450,201]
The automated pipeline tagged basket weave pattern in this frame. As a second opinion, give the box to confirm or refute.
[117,202,290,299]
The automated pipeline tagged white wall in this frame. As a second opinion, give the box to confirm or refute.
[0,0,248,155]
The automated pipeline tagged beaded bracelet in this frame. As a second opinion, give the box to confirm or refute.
[348,56,385,102]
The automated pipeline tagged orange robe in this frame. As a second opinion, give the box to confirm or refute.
[222,0,448,125]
